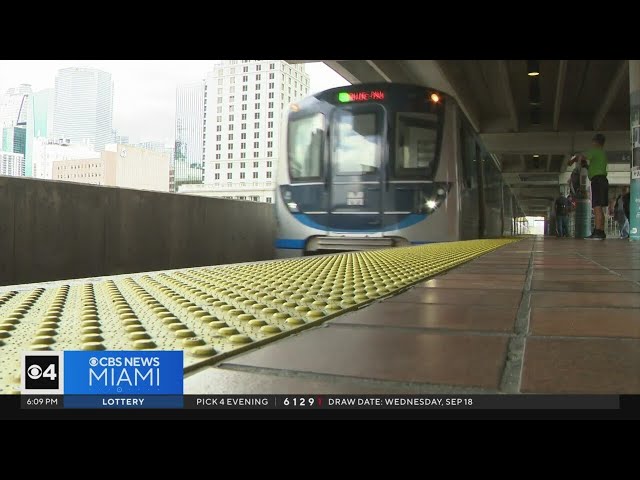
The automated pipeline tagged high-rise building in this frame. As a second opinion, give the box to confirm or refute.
[0,85,31,172]
[0,151,25,177]
[180,60,309,203]
[174,81,205,192]
[52,144,170,192]
[0,84,32,128]
[25,88,54,176]
[52,67,114,151]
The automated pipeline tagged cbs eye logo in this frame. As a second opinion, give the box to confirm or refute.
[22,353,62,392]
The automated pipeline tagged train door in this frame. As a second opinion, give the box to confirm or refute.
[327,105,385,233]
[284,111,330,238]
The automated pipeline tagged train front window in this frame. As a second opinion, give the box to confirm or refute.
[288,113,324,180]
[333,110,381,175]
[395,113,439,178]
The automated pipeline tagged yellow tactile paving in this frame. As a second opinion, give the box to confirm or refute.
[0,238,519,393]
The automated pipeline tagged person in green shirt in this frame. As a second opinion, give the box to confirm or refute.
[568,133,609,239]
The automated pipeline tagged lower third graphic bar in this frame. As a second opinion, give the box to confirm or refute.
[183,395,619,409]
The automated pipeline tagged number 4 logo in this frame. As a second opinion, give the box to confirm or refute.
[43,364,57,381]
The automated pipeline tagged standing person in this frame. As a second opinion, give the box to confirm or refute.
[616,186,630,239]
[568,133,609,239]
[554,192,570,237]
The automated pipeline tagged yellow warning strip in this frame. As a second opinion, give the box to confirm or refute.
[0,238,519,393]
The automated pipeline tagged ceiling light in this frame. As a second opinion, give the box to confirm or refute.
[527,60,540,76]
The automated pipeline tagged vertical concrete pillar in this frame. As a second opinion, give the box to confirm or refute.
[629,60,640,240]
[574,165,592,238]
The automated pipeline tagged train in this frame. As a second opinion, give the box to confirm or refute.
[275,83,523,257]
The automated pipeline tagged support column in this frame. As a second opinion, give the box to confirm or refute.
[574,166,592,238]
[630,60,640,241]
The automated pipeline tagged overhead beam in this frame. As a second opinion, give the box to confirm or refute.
[510,185,565,191]
[322,61,363,84]
[560,170,631,185]
[553,60,567,131]
[365,60,416,83]
[518,197,557,201]
[593,60,627,131]
[481,130,629,155]
[518,187,556,194]
[504,172,558,177]
[497,61,518,132]
[322,60,416,86]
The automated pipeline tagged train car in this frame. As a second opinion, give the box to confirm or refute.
[275,83,518,257]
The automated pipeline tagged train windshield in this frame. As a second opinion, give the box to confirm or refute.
[333,109,381,175]
[288,113,325,180]
[395,112,439,178]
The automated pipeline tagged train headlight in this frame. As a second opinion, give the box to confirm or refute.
[287,202,299,212]
[416,183,449,213]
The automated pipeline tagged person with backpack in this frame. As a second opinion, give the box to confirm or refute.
[568,133,609,240]
[554,192,570,237]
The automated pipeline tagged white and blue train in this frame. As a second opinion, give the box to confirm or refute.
[275,83,522,257]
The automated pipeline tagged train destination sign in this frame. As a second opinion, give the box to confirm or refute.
[338,90,385,102]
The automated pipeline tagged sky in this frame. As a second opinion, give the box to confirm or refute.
[0,60,349,145]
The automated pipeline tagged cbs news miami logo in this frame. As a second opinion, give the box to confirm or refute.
[21,350,183,395]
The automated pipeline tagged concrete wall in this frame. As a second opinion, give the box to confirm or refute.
[0,176,276,286]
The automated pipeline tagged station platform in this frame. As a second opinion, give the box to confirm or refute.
[1,237,639,395]
[186,237,640,395]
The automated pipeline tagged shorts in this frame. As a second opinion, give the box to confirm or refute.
[590,175,608,207]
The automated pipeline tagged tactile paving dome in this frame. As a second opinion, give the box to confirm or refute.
[0,238,518,393]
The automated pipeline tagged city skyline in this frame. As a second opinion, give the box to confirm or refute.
[0,61,349,145]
